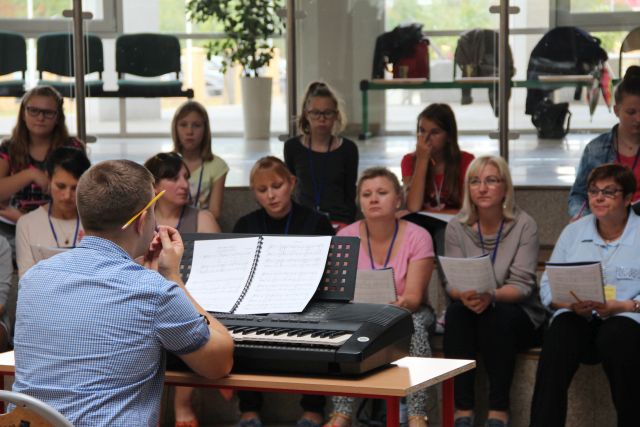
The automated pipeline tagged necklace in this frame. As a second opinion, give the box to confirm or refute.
[477,218,505,265]
[47,203,80,248]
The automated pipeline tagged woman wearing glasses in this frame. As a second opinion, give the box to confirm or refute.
[284,82,358,230]
[568,66,640,219]
[401,104,475,253]
[15,147,90,278]
[0,86,84,224]
[443,156,545,427]
[530,164,640,427]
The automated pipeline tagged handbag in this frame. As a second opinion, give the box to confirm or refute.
[531,99,572,139]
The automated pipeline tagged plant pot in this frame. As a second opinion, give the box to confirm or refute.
[241,76,272,139]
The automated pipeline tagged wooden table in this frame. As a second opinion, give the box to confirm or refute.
[0,352,474,427]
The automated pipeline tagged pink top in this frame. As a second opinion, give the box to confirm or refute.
[338,220,434,296]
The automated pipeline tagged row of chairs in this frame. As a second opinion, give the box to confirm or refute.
[0,31,193,99]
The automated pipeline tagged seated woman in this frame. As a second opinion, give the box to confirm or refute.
[0,86,84,224]
[401,103,475,253]
[568,66,640,219]
[0,235,13,352]
[284,81,358,230]
[530,163,640,427]
[329,167,435,427]
[443,156,545,427]
[15,147,90,278]
[145,152,220,234]
[233,156,334,427]
[145,152,221,427]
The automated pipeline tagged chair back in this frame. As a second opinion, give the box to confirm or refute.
[116,33,182,78]
[619,26,640,78]
[0,390,73,427]
[37,32,104,77]
[0,31,26,77]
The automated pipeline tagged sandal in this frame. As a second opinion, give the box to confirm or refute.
[408,415,428,427]
[324,412,352,427]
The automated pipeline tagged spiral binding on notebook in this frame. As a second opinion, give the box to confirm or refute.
[230,236,264,313]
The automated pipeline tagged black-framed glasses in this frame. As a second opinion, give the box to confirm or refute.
[25,106,58,120]
[469,176,502,188]
[306,110,337,120]
[587,186,623,198]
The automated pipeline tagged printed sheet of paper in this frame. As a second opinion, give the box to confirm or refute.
[439,254,497,293]
[545,262,605,304]
[235,236,332,314]
[354,268,397,304]
[186,237,259,313]
[417,211,455,223]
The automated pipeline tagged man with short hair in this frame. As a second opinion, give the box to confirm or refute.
[13,160,234,426]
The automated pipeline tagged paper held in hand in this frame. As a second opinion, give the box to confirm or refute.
[545,261,605,304]
[354,268,397,304]
[438,254,497,293]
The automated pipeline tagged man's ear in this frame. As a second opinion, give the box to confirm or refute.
[134,210,148,235]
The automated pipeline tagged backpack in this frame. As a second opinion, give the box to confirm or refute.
[372,23,429,79]
[531,99,572,139]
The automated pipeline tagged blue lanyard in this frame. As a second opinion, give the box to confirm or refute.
[262,209,293,235]
[365,219,399,270]
[477,219,504,265]
[48,203,80,248]
[191,165,205,208]
[307,137,332,210]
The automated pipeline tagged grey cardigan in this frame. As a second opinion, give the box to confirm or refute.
[444,208,546,328]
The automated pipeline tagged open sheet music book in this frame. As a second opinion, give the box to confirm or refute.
[354,268,397,304]
[438,254,497,293]
[186,235,332,314]
[545,261,605,304]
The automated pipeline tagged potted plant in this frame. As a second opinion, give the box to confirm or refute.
[187,0,285,139]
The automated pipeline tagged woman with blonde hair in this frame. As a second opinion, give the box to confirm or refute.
[284,82,358,230]
[233,156,334,427]
[443,156,545,427]
[329,167,435,427]
[172,100,228,220]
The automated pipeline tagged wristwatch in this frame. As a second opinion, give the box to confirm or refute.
[633,300,640,313]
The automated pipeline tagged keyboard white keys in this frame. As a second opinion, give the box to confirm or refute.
[229,327,352,347]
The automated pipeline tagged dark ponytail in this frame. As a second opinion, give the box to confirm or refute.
[614,65,640,104]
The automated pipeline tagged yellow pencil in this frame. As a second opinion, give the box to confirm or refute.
[569,290,582,303]
[121,190,166,230]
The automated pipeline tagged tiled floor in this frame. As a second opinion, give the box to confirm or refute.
[87,132,593,188]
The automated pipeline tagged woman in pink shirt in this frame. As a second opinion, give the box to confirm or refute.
[328,167,435,427]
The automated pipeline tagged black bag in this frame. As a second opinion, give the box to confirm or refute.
[531,99,572,139]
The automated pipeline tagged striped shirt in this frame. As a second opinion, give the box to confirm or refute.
[13,236,210,426]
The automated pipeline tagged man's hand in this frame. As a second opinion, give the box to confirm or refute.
[460,290,493,314]
[144,226,184,278]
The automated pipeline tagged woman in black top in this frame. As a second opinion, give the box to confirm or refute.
[283,81,358,230]
[233,156,334,427]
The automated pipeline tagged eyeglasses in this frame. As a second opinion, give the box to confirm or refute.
[469,176,502,188]
[121,190,166,230]
[587,186,623,199]
[25,106,58,120]
[306,110,337,120]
